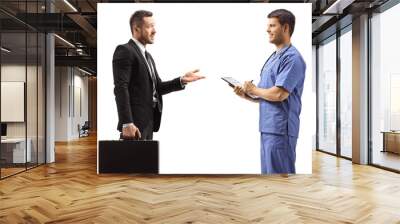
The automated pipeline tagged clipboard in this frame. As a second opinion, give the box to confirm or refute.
[221,77,242,88]
[221,77,259,100]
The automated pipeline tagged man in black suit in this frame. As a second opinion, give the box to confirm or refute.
[113,10,205,140]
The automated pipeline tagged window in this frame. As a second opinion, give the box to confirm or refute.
[317,36,337,155]
[370,3,400,171]
[339,28,352,158]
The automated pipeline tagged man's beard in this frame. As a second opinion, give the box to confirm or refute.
[144,36,154,44]
[271,34,284,45]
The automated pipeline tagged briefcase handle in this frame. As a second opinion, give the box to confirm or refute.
[119,133,141,141]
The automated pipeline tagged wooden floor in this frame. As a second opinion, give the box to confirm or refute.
[1,167,26,178]
[1,135,400,223]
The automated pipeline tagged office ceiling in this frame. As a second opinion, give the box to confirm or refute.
[0,0,392,75]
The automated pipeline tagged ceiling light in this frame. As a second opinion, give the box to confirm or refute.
[323,0,355,14]
[78,67,93,76]
[54,34,75,48]
[63,0,78,12]
[1,47,11,53]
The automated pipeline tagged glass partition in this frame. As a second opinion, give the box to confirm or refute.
[1,30,28,177]
[0,1,46,179]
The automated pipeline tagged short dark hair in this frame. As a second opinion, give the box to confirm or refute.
[130,10,153,34]
[267,9,295,37]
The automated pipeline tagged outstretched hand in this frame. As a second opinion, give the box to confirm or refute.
[181,69,205,84]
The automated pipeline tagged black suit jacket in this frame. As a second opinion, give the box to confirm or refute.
[112,39,184,132]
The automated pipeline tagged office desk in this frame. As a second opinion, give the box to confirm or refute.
[1,138,31,164]
[381,131,400,154]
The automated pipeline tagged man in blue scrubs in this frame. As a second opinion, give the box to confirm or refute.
[234,9,306,174]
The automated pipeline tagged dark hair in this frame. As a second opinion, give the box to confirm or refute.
[267,9,295,36]
[130,10,153,34]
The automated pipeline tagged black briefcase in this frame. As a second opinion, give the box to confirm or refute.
[98,140,159,174]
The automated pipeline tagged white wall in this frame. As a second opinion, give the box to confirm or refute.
[55,66,69,141]
[98,3,313,174]
[72,71,89,138]
[312,45,317,150]
[55,67,89,141]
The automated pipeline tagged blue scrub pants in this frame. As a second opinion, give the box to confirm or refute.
[260,133,297,174]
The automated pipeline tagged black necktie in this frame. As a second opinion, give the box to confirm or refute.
[145,51,161,111]
[145,51,157,88]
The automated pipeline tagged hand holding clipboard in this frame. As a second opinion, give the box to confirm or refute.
[221,77,259,100]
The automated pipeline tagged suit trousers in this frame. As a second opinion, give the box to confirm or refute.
[120,105,156,141]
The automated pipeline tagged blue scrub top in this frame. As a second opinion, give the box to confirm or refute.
[257,45,306,138]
